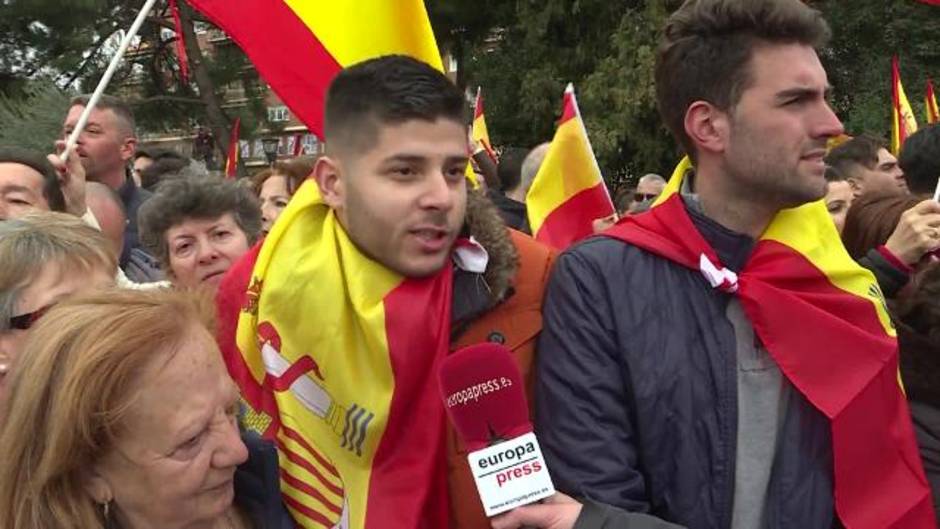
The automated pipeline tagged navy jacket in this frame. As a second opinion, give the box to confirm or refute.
[535,203,836,529]
[236,432,295,529]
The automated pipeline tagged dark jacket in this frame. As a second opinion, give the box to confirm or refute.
[858,247,909,299]
[574,499,684,529]
[535,203,835,529]
[121,175,152,269]
[898,322,940,523]
[235,432,295,529]
[486,189,530,234]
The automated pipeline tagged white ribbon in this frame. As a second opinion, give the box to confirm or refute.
[699,253,739,293]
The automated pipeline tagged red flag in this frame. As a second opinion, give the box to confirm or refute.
[169,0,190,84]
[224,117,240,179]
[891,56,919,155]
[526,84,615,250]
[185,0,441,136]
[927,78,940,125]
[917,0,940,5]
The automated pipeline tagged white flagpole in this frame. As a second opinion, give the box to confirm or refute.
[62,0,160,163]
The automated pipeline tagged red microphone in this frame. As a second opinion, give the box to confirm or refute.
[439,343,555,516]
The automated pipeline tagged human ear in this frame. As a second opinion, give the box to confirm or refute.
[684,101,729,156]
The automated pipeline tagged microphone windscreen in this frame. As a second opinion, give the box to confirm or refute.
[438,342,531,451]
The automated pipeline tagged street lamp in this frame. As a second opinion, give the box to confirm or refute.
[261,137,280,167]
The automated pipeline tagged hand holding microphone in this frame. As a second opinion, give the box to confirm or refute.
[439,342,556,517]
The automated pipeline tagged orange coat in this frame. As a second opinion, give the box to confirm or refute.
[447,229,556,529]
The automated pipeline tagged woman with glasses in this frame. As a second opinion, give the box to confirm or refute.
[0,212,116,390]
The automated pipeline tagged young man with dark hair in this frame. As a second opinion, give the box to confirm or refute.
[488,146,531,233]
[62,93,153,271]
[217,55,555,529]
[535,1,935,528]
[0,146,67,220]
[900,124,940,197]
[826,134,907,197]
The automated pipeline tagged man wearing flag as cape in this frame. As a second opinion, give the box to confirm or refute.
[536,1,936,528]
[216,55,555,529]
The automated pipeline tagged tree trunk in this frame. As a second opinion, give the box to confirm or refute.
[177,1,231,162]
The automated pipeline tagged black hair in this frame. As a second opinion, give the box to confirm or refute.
[0,146,67,212]
[899,125,940,196]
[496,147,529,193]
[324,55,466,154]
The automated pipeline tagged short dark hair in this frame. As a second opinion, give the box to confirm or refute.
[825,165,846,182]
[324,55,466,155]
[69,94,136,137]
[138,151,191,191]
[655,0,830,161]
[496,147,529,193]
[825,134,884,180]
[899,125,940,196]
[137,176,262,269]
[0,146,66,212]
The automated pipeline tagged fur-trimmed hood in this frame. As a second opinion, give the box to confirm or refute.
[463,188,519,302]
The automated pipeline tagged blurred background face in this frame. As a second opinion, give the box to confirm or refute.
[164,213,250,289]
[825,180,853,234]
[62,105,135,189]
[89,325,248,529]
[0,261,113,391]
[258,174,290,235]
[851,148,907,198]
[0,162,48,221]
[327,118,469,278]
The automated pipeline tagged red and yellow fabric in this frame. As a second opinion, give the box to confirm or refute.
[185,0,443,136]
[624,156,935,529]
[224,117,240,179]
[526,83,615,250]
[892,55,919,155]
[927,78,940,125]
[464,87,495,188]
[216,180,453,529]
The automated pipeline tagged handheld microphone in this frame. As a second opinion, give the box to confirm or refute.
[439,342,555,517]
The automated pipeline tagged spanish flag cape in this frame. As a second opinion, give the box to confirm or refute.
[217,180,452,529]
[603,159,935,529]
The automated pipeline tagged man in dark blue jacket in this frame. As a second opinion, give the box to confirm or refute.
[534,1,926,528]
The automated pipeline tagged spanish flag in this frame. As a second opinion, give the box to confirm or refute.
[927,78,940,125]
[464,87,495,188]
[526,84,615,250]
[627,157,935,529]
[186,0,443,135]
[224,117,240,179]
[892,55,919,155]
[216,180,453,528]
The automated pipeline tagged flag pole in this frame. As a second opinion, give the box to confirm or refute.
[62,0,160,163]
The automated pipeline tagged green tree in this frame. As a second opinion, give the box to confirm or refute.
[0,81,72,152]
[817,0,940,138]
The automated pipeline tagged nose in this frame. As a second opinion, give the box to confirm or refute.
[816,101,844,140]
[418,171,456,211]
[195,239,220,265]
[212,417,249,469]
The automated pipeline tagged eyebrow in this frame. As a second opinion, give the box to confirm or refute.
[776,86,833,101]
[381,154,469,165]
[0,184,37,194]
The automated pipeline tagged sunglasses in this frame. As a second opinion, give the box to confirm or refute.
[633,192,658,202]
[8,305,52,331]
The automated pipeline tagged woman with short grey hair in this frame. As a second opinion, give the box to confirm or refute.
[0,212,116,388]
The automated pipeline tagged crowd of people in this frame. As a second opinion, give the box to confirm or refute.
[2,0,940,528]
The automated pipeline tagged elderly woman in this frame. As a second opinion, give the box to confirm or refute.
[138,175,262,289]
[0,212,116,389]
[0,288,291,529]
[250,156,316,235]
